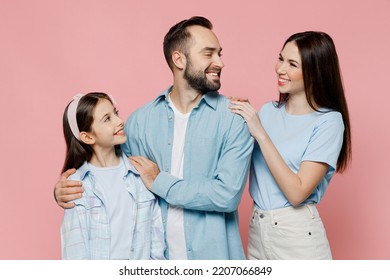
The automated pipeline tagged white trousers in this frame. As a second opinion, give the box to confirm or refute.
[247,204,332,260]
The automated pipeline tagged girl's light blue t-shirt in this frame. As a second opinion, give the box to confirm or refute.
[88,160,134,259]
[250,102,344,211]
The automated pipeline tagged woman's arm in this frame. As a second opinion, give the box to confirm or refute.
[229,100,328,205]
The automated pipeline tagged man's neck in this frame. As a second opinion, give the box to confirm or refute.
[169,85,203,114]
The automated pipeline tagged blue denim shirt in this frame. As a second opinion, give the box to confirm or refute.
[122,87,253,259]
[61,153,165,260]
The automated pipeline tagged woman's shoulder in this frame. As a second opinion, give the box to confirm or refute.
[316,109,343,123]
[313,109,344,133]
[261,100,279,109]
[259,101,281,115]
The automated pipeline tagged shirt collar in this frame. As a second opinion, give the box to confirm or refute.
[121,153,140,176]
[153,86,219,111]
[77,161,90,180]
[76,152,140,180]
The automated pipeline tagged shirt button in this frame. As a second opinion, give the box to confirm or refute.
[168,141,171,145]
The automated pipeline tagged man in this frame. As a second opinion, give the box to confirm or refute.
[55,16,253,259]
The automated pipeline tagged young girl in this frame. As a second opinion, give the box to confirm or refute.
[230,31,352,259]
[60,92,165,260]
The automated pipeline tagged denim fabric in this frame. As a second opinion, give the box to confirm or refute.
[61,153,165,260]
[122,87,253,259]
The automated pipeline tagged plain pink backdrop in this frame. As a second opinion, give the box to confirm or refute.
[0,0,389,259]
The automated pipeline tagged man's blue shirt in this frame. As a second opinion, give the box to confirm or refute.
[122,87,253,259]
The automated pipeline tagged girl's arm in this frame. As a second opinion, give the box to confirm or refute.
[229,100,328,205]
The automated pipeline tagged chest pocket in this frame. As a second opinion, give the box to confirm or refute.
[135,189,156,226]
[132,187,156,258]
[126,175,156,215]
[192,137,221,176]
[76,195,109,241]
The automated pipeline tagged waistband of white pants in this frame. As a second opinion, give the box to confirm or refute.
[252,204,318,219]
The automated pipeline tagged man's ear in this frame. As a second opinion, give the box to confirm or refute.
[172,51,186,70]
[80,131,95,145]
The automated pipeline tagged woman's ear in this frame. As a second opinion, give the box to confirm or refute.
[80,131,95,145]
[172,51,186,70]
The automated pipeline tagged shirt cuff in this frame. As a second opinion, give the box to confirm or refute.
[151,171,180,199]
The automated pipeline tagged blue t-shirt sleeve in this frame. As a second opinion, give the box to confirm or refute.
[302,112,344,170]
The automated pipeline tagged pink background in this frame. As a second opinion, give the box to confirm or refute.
[0,0,389,260]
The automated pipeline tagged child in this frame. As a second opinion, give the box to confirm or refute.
[60,92,165,259]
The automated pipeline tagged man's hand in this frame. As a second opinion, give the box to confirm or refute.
[54,168,83,209]
[129,156,160,190]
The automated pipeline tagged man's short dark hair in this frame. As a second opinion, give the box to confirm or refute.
[163,16,213,70]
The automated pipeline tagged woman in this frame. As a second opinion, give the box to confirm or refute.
[230,31,351,259]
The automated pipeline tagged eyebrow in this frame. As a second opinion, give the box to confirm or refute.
[201,47,222,53]
[99,112,111,122]
[279,53,300,65]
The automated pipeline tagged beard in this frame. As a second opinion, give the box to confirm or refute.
[183,57,221,94]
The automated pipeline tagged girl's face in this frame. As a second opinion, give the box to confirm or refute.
[89,98,126,149]
[275,41,305,96]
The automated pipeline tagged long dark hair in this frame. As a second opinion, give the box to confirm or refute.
[276,31,351,172]
[61,92,120,173]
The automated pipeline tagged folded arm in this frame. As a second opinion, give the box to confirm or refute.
[132,116,253,212]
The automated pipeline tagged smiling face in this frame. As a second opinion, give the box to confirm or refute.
[275,41,305,96]
[87,98,126,150]
[182,25,224,93]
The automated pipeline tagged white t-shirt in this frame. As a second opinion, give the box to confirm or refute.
[166,95,190,260]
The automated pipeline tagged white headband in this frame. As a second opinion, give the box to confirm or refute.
[66,93,118,140]
[66,94,84,140]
